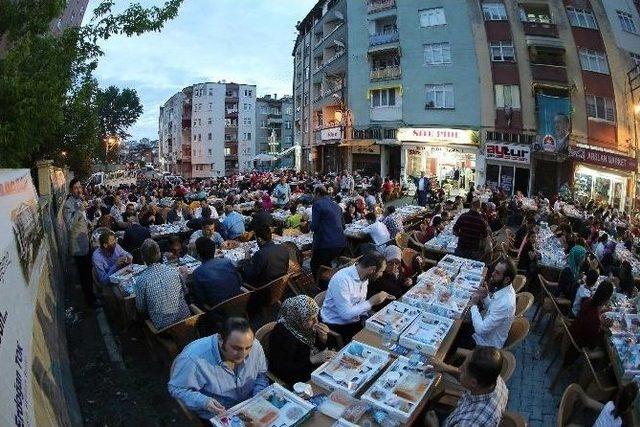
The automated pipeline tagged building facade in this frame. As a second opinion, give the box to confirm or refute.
[255,94,295,167]
[292,0,640,210]
[158,82,256,178]
[50,0,90,35]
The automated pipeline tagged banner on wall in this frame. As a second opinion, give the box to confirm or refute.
[535,94,571,154]
[485,143,530,164]
[0,170,46,427]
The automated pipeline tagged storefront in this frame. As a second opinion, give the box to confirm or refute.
[568,146,637,212]
[317,126,343,173]
[484,142,532,196]
[397,128,478,193]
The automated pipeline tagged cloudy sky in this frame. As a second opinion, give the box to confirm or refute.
[85,0,315,141]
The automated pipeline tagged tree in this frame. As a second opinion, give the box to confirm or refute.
[0,0,183,176]
[97,85,143,150]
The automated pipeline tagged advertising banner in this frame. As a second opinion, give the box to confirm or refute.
[397,128,476,145]
[485,143,530,164]
[568,146,637,172]
[535,93,571,154]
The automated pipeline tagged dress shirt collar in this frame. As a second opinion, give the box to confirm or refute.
[490,283,513,300]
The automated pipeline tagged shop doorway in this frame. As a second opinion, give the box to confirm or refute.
[574,165,627,211]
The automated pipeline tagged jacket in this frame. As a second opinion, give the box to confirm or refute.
[63,196,90,256]
[311,196,346,250]
[240,241,290,288]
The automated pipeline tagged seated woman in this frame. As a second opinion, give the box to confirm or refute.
[556,241,587,303]
[568,280,614,362]
[268,296,337,386]
[343,202,360,225]
[368,245,412,301]
[614,260,635,297]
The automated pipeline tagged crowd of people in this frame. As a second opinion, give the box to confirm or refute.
[62,167,640,426]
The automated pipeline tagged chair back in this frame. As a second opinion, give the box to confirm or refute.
[395,232,410,249]
[581,349,616,397]
[147,305,204,357]
[255,321,277,356]
[557,383,582,427]
[512,275,526,293]
[248,274,291,316]
[498,411,527,427]
[209,290,252,319]
[503,317,530,351]
[500,350,517,383]
[314,290,327,307]
[514,292,534,317]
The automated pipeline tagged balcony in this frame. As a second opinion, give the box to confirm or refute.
[523,21,558,37]
[370,65,401,81]
[530,64,568,83]
[369,30,399,46]
[225,109,238,119]
[323,83,344,97]
[225,92,238,102]
[368,0,395,14]
[324,50,346,68]
[267,116,283,125]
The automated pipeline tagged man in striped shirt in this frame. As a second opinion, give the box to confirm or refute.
[452,198,490,261]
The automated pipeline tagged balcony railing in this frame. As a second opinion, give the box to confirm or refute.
[370,65,401,81]
[369,30,399,46]
[324,50,346,67]
[368,0,395,14]
[323,83,344,97]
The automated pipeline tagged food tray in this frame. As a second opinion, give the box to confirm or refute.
[311,341,390,396]
[437,255,463,272]
[398,312,455,355]
[361,356,438,423]
[316,390,368,421]
[365,301,422,341]
[210,383,314,427]
[109,264,146,284]
[402,283,471,319]
[452,273,483,292]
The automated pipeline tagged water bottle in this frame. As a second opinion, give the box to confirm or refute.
[381,322,393,349]
[409,345,422,367]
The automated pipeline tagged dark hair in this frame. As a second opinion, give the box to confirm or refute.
[385,205,396,215]
[220,317,251,340]
[498,259,517,283]
[314,185,328,197]
[591,280,613,307]
[585,269,599,288]
[432,216,443,228]
[201,206,212,220]
[466,346,503,388]
[358,251,385,270]
[141,239,161,265]
[195,236,216,261]
[612,382,638,418]
[255,225,272,242]
[598,233,609,243]
[202,218,215,229]
[69,177,81,190]
[98,229,115,246]
[168,235,182,247]
[365,212,377,222]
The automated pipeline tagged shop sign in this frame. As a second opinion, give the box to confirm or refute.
[352,145,381,155]
[320,126,342,141]
[568,146,637,172]
[486,143,530,164]
[397,128,475,145]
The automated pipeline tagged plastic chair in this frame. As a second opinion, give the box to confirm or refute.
[503,317,530,352]
[514,292,534,317]
[204,289,252,318]
[499,411,527,427]
[557,383,604,427]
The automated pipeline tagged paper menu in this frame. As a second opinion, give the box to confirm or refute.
[398,312,455,355]
[311,341,390,396]
[210,383,314,427]
[365,301,422,341]
[361,357,437,423]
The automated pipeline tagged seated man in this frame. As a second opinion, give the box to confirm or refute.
[121,214,151,253]
[363,212,391,248]
[186,206,212,231]
[250,201,274,231]
[221,205,246,240]
[381,205,404,240]
[240,226,289,288]
[92,229,132,287]
[427,346,508,427]
[188,218,224,252]
[368,245,412,301]
[135,239,191,330]
[167,200,192,223]
[455,259,517,350]
[320,252,394,342]
[192,237,243,307]
[168,318,268,420]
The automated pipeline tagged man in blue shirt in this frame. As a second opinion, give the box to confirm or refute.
[92,229,132,287]
[168,318,269,420]
[310,185,346,278]
[191,237,243,308]
[221,205,246,240]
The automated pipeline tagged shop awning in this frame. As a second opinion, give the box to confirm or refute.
[339,139,376,147]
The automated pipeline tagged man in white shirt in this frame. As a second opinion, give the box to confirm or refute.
[363,212,391,248]
[455,260,516,350]
[193,200,219,219]
[320,252,395,342]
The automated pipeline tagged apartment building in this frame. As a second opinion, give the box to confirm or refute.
[158,82,256,178]
[293,0,640,209]
[255,94,295,168]
[51,0,90,35]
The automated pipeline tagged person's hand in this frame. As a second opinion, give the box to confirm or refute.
[368,291,395,307]
[476,283,489,300]
[404,278,413,287]
[116,256,129,267]
[424,410,440,427]
[206,398,226,416]
[313,323,330,343]
[311,349,337,365]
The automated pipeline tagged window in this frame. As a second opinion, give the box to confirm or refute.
[495,85,521,109]
[419,8,446,27]
[304,66,309,80]
[370,88,397,108]
[261,106,268,114]
[285,136,292,143]
[208,117,212,125]
[208,88,213,96]
[631,52,640,66]
[286,107,293,115]
[425,84,454,109]
[519,4,552,23]
[208,133,212,140]
[285,121,292,129]
[208,148,212,155]
[424,43,451,65]
[198,119,201,126]
[490,41,515,62]
[261,120,267,127]
[193,120,197,127]
[193,135,197,142]
[482,3,507,21]
[198,134,202,141]
[566,7,597,29]
[244,89,253,97]
[586,95,615,122]
[225,147,231,156]
[618,11,638,34]
[247,132,252,140]
[208,103,212,111]
[579,49,610,74]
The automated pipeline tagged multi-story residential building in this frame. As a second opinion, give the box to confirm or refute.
[292,0,640,210]
[255,94,295,167]
[50,0,90,35]
[159,81,256,177]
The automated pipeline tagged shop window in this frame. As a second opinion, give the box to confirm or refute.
[486,164,500,191]
[486,163,530,196]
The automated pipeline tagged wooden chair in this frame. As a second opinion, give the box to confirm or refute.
[503,317,530,352]
[282,228,302,237]
[248,274,291,320]
[499,411,527,427]
[314,290,327,307]
[401,247,420,278]
[512,275,526,293]
[144,304,205,359]
[514,292,534,317]
[395,232,410,249]
[557,383,604,427]
[204,290,252,319]
[255,322,287,386]
[580,349,617,401]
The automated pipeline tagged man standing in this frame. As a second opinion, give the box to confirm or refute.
[320,252,395,342]
[63,178,94,307]
[168,318,269,420]
[415,171,431,207]
[310,185,347,278]
[135,239,191,330]
[452,198,491,261]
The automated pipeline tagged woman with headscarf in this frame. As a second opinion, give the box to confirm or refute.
[268,295,337,385]
[557,242,587,304]
[260,191,273,212]
[368,245,413,302]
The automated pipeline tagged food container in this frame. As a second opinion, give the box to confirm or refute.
[365,301,422,341]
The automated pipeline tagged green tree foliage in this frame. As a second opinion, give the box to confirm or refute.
[0,0,183,176]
